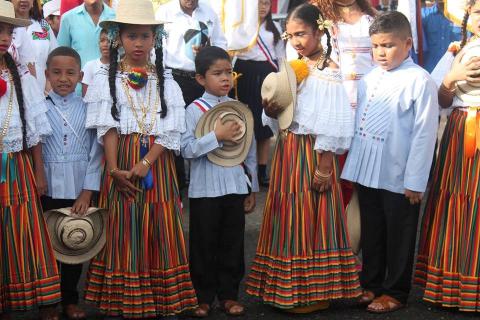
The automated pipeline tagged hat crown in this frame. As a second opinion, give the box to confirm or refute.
[261,72,293,109]
[0,1,18,20]
[116,0,156,23]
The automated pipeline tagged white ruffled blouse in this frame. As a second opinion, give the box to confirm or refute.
[0,69,52,153]
[85,66,186,150]
[264,66,354,154]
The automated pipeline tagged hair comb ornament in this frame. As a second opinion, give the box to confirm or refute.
[154,25,168,49]
[107,24,120,48]
[317,15,333,31]
[281,31,290,41]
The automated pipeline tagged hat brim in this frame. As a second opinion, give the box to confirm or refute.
[44,207,108,265]
[100,18,169,29]
[346,190,361,255]
[195,101,254,167]
[0,16,31,27]
[278,60,297,130]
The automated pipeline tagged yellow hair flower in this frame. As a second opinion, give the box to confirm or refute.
[289,59,309,84]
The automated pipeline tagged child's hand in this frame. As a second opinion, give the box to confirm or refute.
[263,98,283,118]
[130,161,150,180]
[111,169,141,197]
[404,189,423,205]
[71,190,93,216]
[312,169,332,193]
[214,118,242,142]
[244,193,256,213]
[447,52,480,85]
[34,168,48,196]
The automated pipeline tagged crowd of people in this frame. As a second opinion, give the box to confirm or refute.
[0,0,478,319]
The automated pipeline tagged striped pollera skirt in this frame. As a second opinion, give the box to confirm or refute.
[84,134,197,318]
[0,151,61,313]
[415,109,480,312]
[246,132,361,309]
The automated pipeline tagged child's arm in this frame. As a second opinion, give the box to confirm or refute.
[312,151,334,193]
[404,78,439,200]
[243,138,258,213]
[31,144,48,196]
[129,143,165,180]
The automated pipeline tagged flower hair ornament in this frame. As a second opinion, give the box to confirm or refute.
[317,14,333,31]
[107,24,120,48]
[154,25,168,49]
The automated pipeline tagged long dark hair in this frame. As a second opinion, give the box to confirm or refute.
[459,0,478,53]
[264,10,280,44]
[4,52,27,150]
[311,0,376,22]
[109,24,167,121]
[286,3,332,70]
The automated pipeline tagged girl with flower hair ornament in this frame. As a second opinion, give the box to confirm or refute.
[415,0,480,312]
[246,3,360,313]
[82,0,198,318]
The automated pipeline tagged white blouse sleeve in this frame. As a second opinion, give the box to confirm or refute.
[431,50,454,87]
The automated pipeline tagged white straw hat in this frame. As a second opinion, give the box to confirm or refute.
[195,101,254,167]
[456,43,480,106]
[44,207,108,265]
[43,0,60,18]
[261,59,297,130]
[0,0,31,27]
[100,0,167,29]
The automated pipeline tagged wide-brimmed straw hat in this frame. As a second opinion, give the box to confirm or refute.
[261,59,297,130]
[345,190,361,255]
[456,43,480,106]
[195,101,254,167]
[100,0,167,29]
[0,0,31,27]
[44,207,108,265]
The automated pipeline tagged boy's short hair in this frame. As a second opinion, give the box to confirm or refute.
[195,46,231,76]
[46,46,81,69]
[369,11,412,39]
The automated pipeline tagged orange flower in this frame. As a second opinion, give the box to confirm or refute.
[448,41,461,54]
[289,59,309,84]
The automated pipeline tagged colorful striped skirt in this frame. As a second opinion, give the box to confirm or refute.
[415,109,480,312]
[246,133,361,309]
[84,134,197,318]
[0,151,61,313]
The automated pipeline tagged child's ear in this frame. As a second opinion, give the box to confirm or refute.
[406,37,413,50]
[195,73,206,87]
[45,68,49,81]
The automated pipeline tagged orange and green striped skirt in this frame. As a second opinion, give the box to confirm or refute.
[0,151,61,313]
[416,109,480,312]
[84,134,197,318]
[246,132,361,309]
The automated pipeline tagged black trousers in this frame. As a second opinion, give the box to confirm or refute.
[41,196,84,306]
[189,195,246,304]
[356,185,420,304]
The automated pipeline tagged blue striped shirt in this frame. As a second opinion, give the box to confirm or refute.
[42,91,103,199]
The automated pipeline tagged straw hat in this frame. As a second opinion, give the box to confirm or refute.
[43,0,60,18]
[195,101,254,167]
[261,59,297,130]
[346,190,361,255]
[456,43,480,106]
[0,0,31,27]
[44,207,108,265]
[99,0,167,29]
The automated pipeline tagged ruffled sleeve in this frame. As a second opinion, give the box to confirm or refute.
[21,73,52,147]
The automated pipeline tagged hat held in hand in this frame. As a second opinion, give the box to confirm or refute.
[457,43,480,106]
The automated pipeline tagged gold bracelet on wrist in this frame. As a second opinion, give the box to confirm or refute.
[314,169,332,179]
[440,83,456,95]
[142,158,152,169]
[109,167,119,176]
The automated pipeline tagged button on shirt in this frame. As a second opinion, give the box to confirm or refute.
[181,92,259,198]
[156,1,227,72]
[57,4,115,68]
[42,91,103,199]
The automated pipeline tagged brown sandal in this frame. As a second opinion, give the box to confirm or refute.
[220,300,245,316]
[40,306,60,320]
[63,304,86,320]
[367,295,405,313]
[358,290,375,306]
[184,303,211,318]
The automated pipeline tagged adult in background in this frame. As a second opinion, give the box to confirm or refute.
[8,0,57,93]
[422,0,461,73]
[43,0,60,36]
[156,0,227,189]
[57,0,114,68]
[233,0,284,187]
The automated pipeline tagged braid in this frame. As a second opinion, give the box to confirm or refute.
[155,27,167,118]
[459,11,470,54]
[5,53,27,150]
[109,45,119,121]
[321,29,333,70]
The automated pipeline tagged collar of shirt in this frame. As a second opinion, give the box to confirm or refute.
[76,3,114,19]
[383,56,414,73]
[172,0,203,18]
[48,90,79,107]
[201,91,230,105]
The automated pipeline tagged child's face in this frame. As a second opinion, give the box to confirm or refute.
[469,1,480,36]
[46,56,82,97]
[195,59,233,97]
[259,0,271,20]
[120,25,154,65]
[0,23,13,55]
[99,32,110,60]
[285,18,322,58]
[371,32,412,71]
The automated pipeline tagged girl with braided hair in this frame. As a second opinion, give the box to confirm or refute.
[415,0,480,312]
[83,0,197,318]
[246,3,360,313]
[0,1,61,319]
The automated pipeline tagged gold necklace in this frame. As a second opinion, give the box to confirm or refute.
[303,50,326,70]
[0,72,15,152]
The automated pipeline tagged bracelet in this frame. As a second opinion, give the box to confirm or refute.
[314,169,332,179]
[141,158,152,169]
[109,167,119,176]
[440,83,456,95]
